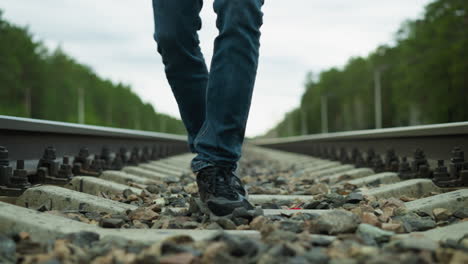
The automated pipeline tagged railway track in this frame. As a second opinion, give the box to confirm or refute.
[1,115,468,263]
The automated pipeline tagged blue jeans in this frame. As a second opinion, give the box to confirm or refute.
[152,0,264,172]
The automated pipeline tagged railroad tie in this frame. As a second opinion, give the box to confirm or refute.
[1,117,468,262]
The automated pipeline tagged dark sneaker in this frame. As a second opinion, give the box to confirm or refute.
[196,166,254,216]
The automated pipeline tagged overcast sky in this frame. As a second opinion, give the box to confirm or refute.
[1,0,432,137]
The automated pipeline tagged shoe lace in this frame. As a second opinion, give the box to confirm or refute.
[205,167,238,200]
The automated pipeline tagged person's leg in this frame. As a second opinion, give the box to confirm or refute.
[152,0,208,152]
[191,0,264,172]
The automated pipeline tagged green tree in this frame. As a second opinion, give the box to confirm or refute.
[265,0,467,138]
[0,11,186,135]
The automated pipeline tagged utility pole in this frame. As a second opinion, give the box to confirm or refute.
[321,95,328,133]
[134,108,140,130]
[160,117,167,132]
[288,116,294,136]
[107,103,112,125]
[78,87,85,124]
[300,107,308,135]
[25,87,31,117]
[374,69,383,129]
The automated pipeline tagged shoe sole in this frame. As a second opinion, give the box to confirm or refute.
[207,199,254,216]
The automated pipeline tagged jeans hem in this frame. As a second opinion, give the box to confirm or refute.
[191,160,215,172]
[191,159,238,173]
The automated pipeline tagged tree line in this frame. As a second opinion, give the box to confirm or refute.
[264,0,467,138]
[0,10,185,134]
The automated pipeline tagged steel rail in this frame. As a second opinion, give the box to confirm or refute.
[253,122,468,162]
[0,115,189,165]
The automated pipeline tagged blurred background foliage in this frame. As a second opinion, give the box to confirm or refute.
[0,10,185,134]
[1,0,466,138]
[264,0,467,138]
